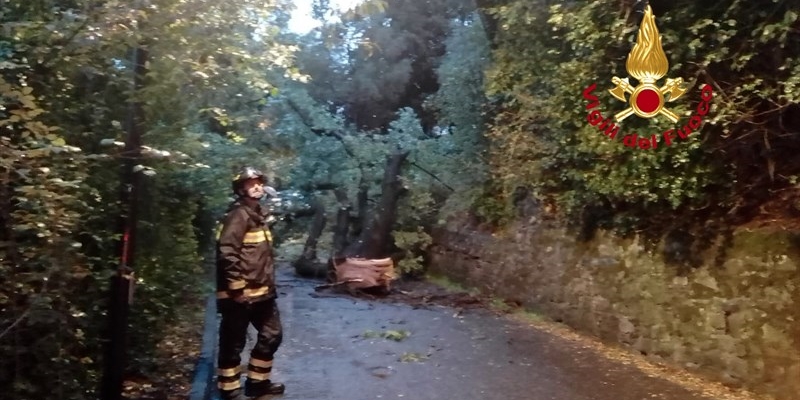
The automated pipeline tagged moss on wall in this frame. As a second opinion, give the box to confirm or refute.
[429,220,800,399]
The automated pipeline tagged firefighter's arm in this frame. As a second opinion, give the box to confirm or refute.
[217,208,249,291]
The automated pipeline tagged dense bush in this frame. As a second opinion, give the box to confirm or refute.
[482,1,800,240]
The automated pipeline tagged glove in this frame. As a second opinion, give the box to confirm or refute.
[230,288,249,304]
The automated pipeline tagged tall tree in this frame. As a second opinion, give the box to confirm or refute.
[298,0,471,132]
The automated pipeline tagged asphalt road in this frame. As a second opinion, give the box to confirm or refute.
[206,267,727,400]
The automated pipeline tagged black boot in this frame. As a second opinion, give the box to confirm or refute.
[219,388,248,400]
[245,379,286,397]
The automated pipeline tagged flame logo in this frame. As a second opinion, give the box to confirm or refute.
[608,5,687,123]
[626,6,669,83]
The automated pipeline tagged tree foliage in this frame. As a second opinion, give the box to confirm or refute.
[1,0,295,398]
[266,7,491,275]
[297,0,471,132]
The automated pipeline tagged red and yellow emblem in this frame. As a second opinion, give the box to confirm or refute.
[609,5,687,123]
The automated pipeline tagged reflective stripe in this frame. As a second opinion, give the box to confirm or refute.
[243,230,268,244]
[217,380,241,391]
[247,370,271,381]
[217,366,241,377]
[216,225,272,244]
[249,358,273,368]
[228,280,246,290]
[217,285,270,299]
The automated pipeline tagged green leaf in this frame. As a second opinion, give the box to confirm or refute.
[784,10,798,24]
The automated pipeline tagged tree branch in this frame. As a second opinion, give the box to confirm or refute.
[410,161,455,192]
[0,309,30,342]
[0,258,57,342]
[43,10,95,68]
[284,97,357,158]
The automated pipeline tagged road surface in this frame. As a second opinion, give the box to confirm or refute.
[198,266,744,400]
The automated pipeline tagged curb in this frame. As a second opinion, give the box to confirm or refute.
[189,294,218,400]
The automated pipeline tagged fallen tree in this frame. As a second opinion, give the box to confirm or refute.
[292,151,409,293]
[284,95,410,292]
[325,151,409,293]
[337,151,409,259]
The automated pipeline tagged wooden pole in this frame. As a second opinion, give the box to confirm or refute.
[100,44,147,400]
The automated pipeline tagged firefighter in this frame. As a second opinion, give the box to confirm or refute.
[215,167,285,400]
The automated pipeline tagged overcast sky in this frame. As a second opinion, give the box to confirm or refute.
[288,0,365,33]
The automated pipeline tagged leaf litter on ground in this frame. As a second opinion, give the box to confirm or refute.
[362,329,411,342]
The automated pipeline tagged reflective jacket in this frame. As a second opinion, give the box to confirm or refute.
[215,200,276,303]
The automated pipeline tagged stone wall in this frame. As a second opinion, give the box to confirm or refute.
[428,217,800,400]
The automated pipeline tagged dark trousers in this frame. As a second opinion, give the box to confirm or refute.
[216,298,283,396]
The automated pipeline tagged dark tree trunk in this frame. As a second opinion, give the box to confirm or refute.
[293,200,327,278]
[348,180,369,244]
[0,169,19,267]
[331,187,352,255]
[328,192,352,283]
[357,183,369,230]
[302,201,327,260]
[343,151,410,259]
[102,44,147,400]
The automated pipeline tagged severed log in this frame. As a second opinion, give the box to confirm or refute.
[321,256,396,295]
[334,257,395,292]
